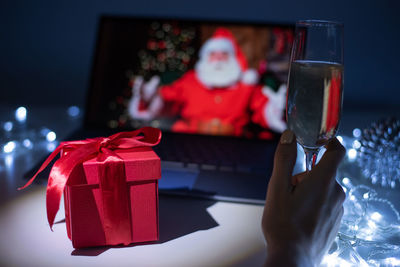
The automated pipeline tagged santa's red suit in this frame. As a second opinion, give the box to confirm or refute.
[129,27,286,138]
[160,70,270,137]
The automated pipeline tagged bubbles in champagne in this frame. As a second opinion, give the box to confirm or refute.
[287,60,343,149]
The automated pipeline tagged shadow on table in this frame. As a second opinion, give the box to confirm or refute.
[71,194,218,256]
[158,194,218,243]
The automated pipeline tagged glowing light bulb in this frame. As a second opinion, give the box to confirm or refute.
[15,106,27,122]
[3,121,13,132]
[3,141,16,153]
[46,131,56,142]
[353,128,361,138]
[23,139,33,149]
[347,149,357,161]
[67,106,80,117]
[46,142,57,152]
[352,140,361,149]
[342,177,350,185]
[363,193,369,199]
[383,257,400,266]
[322,254,353,267]
[371,212,382,221]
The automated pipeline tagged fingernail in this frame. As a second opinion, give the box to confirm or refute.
[280,130,294,144]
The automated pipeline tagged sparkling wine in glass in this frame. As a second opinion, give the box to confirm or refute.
[286,20,344,171]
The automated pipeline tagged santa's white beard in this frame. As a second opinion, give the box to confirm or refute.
[195,57,242,88]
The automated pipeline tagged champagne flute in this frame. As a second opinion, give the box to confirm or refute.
[286,20,344,171]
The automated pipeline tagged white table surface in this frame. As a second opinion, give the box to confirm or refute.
[0,185,267,267]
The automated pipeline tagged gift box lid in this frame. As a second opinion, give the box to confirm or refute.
[81,147,161,185]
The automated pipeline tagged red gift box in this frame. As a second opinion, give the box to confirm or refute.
[64,147,161,248]
[19,127,162,248]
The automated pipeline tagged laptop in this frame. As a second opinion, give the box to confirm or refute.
[30,16,294,204]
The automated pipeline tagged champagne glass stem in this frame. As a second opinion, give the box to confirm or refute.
[304,148,319,171]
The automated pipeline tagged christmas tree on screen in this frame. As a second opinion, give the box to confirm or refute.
[108,21,197,129]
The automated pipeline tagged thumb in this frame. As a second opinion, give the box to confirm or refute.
[269,130,297,191]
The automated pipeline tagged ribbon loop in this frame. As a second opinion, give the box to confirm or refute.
[99,137,111,147]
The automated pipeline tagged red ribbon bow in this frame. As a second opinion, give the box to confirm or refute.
[19,127,162,239]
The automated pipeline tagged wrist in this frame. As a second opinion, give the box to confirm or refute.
[265,243,314,267]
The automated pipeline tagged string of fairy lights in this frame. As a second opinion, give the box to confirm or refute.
[0,106,80,165]
[322,119,400,266]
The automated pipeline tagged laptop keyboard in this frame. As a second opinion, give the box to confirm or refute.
[153,133,277,174]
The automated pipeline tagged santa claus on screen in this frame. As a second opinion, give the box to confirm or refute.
[128,27,286,137]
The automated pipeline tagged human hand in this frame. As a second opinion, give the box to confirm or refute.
[262,130,346,267]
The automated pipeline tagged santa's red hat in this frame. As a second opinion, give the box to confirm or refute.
[198,27,259,84]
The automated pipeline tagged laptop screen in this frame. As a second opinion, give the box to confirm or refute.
[85,16,294,139]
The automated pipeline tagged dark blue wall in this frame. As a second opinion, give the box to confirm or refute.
[1,0,399,110]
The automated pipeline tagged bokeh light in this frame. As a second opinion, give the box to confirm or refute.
[347,149,357,161]
[67,106,80,117]
[15,106,27,122]
[22,139,33,149]
[3,121,13,132]
[3,141,16,153]
[46,131,56,142]
[352,128,361,138]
